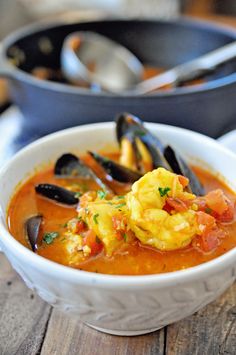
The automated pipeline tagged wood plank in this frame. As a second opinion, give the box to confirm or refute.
[165,283,236,355]
[0,254,51,355]
[41,309,165,355]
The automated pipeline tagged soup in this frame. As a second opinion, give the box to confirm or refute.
[6,114,236,275]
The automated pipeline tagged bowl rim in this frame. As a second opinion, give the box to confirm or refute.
[2,17,236,98]
[0,121,236,289]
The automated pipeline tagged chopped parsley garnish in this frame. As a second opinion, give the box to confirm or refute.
[97,190,107,199]
[123,233,127,242]
[43,232,59,245]
[93,213,99,224]
[205,207,212,214]
[75,191,82,198]
[115,203,126,209]
[117,195,125,199]
[134,129,146,137]
[158,187,171,197]
[63,222,68,228]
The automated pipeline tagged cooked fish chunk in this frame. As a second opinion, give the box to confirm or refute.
[78,197,127,256]
[126,167,199,250]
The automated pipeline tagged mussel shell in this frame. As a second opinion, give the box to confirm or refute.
[54,153,113,194]
[116,112,143,144]
[89,151,142,183]
[35,184,79,205]
[116,112,169,170]
[25,215,42,252]
[164,145,205,195]
[55,153,93,179]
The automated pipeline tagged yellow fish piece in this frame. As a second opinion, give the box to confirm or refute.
[78,197,127,256]
[126,168,198,251]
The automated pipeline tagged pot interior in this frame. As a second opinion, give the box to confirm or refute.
[6,19,236,86]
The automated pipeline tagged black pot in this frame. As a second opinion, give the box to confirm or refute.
[1,18,236,139]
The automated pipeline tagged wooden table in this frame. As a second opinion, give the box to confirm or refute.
[1,254,236,354]
[1,14,236,355]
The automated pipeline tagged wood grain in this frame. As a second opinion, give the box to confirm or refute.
[1,252,236,355]
[0,254,51,355]
[41,310,165,355]
[166,283,236,355]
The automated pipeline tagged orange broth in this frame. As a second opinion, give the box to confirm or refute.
[7,153,236,275]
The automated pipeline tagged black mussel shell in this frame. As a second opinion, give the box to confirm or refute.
[35,184,79,205]
[25,215,42,252]
[89,151,142,183]
[54,153,113,194]
[164,145,205,195]
[55,153,93,179]
[116,112,169,170]
[116,112,143,144]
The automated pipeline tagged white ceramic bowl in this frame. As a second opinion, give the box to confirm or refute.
[0,122,236,336]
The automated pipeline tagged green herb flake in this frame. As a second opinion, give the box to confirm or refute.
[117,195,125,200]
[134,129,146,137]
[115,203,126,209]
[205,207,212,214]
[97,190,107,199]
[43,232,59,245]
[93,213,99,224]
[60,237,67,243]
[63,222,68,228]
[158,187,171,197]
[75,191,82,198]
[123,233,127,242]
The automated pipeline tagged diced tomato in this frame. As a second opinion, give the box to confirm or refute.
[67,218,86,233]
[83,229,103,255]
[163,202,173,214]
[76,220,87,233]
[193,197,207,212]
[193,227,225,253]
[115,231,125,241]
[196,211,216,233]
[205,189,228,215]
[112,215,127,240]
[165,197,189,212]
[214,200,235,223]
[178,175,189,188]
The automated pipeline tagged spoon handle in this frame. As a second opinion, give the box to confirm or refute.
[133,41,236,94]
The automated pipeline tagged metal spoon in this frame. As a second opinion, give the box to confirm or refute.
[61,31,143,92]
[133,40,236,95]
[61,31,236,94]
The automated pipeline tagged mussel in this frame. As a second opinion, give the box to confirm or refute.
[25,215,42,251]
[115,112,205,195]
[88,151,142,183]
[54,153,112,194]
[164,145,204,195]
[35,184,79,205]
[116,113,169,173]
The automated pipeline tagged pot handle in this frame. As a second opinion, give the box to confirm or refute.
[218,129,236,154]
